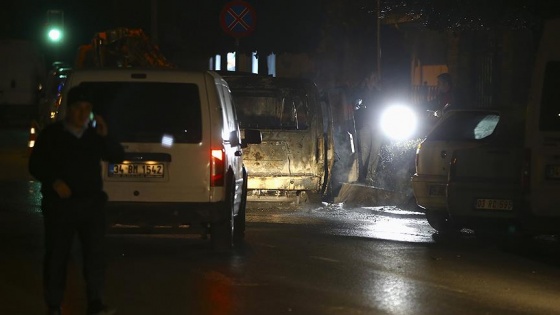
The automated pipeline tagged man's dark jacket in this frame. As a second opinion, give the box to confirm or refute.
[29,121,125,200]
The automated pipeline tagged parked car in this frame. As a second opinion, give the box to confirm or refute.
[57,69,261,250]
[445,109,525,233]
[36,64,71,129]
[416,18,560,236]
[411,109,505,232]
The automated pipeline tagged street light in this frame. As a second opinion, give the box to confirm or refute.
[46,10,64,43]
[47,27,63,42]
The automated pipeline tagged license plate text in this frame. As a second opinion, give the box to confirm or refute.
[475,199,513,211]
[109,163,164,178]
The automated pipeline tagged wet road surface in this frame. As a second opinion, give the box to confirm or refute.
[2,127,560,315]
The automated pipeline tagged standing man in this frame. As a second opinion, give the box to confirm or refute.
[432,72,456,115]
[29,86,124,315]
[354,72,383,185]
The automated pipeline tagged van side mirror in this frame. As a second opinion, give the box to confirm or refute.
[241,129,262,148]
[229,130,241,147]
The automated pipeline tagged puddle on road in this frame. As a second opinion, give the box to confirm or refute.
[316,203,435,243]
[348,216,434,243]
[247,201,436,243]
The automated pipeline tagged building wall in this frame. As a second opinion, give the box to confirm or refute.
[208,27,536,112]
[452,30,535,109]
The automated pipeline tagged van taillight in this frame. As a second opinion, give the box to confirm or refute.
[522,148,531,193]
[211,149,225,187]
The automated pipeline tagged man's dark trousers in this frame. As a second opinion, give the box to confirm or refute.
[41,193,108,309]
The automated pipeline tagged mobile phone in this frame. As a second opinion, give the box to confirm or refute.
[89,112,97,128]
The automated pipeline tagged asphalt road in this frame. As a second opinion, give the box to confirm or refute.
[2,127,560,315]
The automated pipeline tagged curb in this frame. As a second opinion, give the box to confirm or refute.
[334,182,422,213]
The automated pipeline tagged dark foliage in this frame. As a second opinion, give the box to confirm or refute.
[4,0,560,57]
[370,0,560,30]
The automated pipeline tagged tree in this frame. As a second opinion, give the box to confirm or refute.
[367,0,559,108]
[366,0,560,31]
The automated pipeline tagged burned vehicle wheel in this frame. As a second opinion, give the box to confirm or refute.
[425,210,457,234]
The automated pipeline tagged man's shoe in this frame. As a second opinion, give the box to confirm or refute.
[87,305,116,315]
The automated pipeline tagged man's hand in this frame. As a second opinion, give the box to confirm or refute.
[52,179,72,199]
[94,114,108,137]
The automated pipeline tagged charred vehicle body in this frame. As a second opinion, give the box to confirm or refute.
[222,74,333,202]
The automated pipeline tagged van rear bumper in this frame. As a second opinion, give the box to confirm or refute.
[247,175,322,191]
[105,201,227,227]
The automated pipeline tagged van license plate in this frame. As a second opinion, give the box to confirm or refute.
[475,199,513,211]
[545,165,560,179]
[109,163,164,178]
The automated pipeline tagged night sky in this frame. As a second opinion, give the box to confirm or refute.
[0,0,331,63]
[3,0,560,53]
[3,0,559,88]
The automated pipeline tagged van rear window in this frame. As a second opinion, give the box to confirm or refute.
[427,112,500,141]
[540,61,560,131]
[232,89,309,130]
[77,82,202,143]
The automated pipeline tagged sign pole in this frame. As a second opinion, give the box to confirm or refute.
[235,38,240,72]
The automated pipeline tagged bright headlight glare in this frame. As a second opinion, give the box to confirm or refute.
[380,104,417,140]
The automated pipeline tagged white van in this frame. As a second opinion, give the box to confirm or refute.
[58,69,261,250]
[516,18,560,233]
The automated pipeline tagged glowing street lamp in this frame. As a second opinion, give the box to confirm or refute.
[46,10,64,43]
[47,28,63,42]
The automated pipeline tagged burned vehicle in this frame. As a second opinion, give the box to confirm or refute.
[222,74,333,202]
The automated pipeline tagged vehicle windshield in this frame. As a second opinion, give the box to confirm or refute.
[540,61,560,131]
[77,82,202,143]
[232,89,309,130]
[428,111,500,141]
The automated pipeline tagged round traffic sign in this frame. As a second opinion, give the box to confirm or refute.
[219,0,256,38]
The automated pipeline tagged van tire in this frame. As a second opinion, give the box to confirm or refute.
[211,175,235,251]
[425,210,457,234]
[234,168,248,240]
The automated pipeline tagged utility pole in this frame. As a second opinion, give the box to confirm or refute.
[376,0,381,79]
[45,9,64,63]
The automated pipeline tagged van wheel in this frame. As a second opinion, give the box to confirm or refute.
[211,176,235,251]
[234,168,248,240]
[425,210,457,234]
